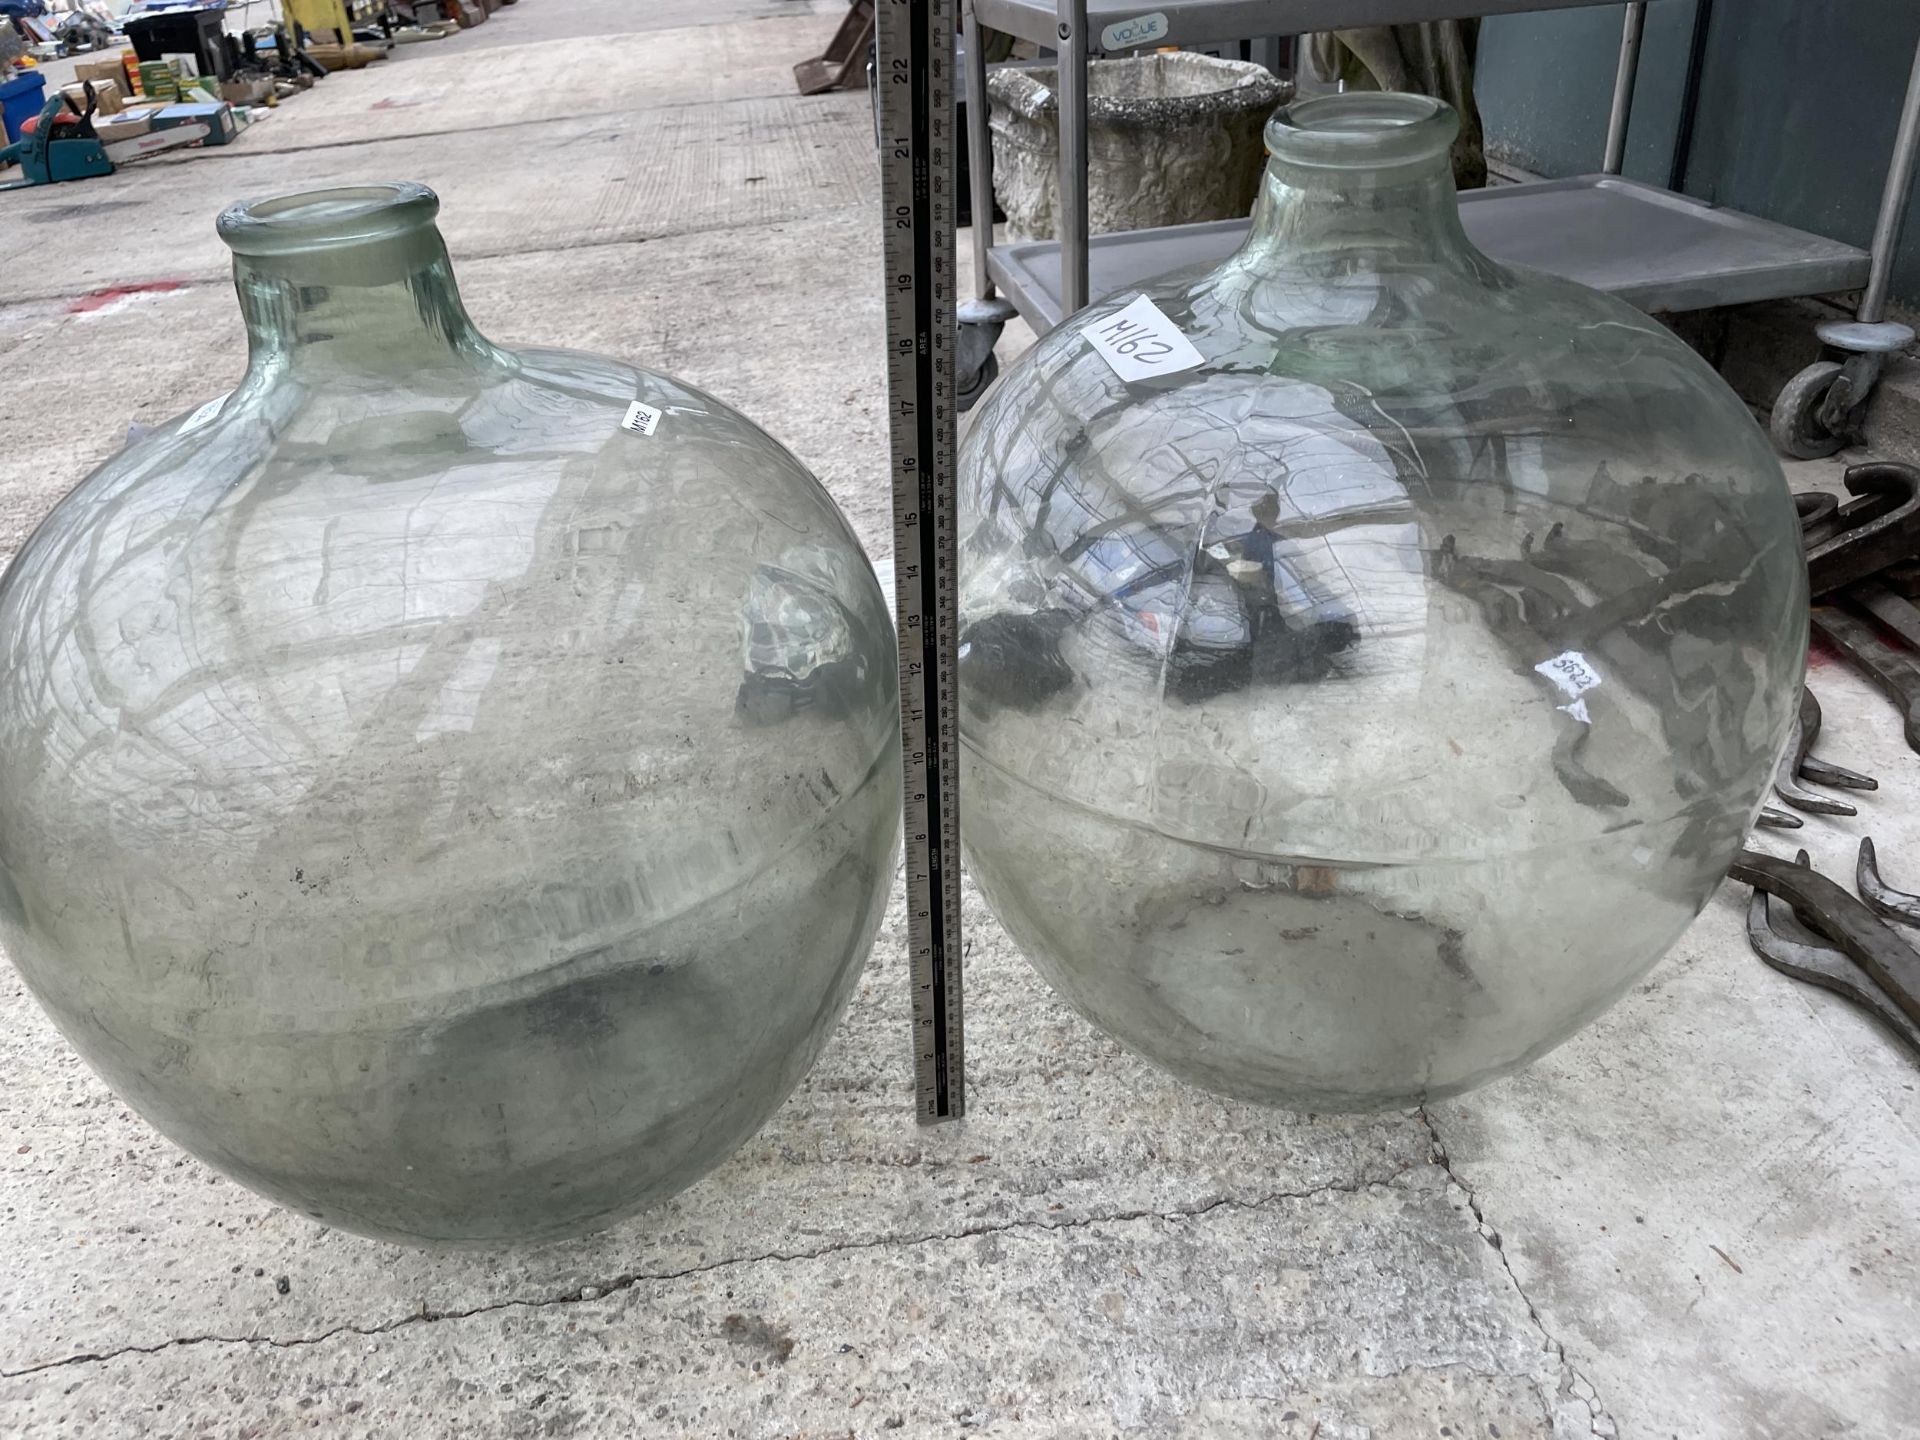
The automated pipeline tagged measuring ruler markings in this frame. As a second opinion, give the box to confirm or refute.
[878,0,964,1122]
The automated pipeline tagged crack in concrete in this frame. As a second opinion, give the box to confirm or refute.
[3,1175,1391,1380]
[1418,1106,1619,1440]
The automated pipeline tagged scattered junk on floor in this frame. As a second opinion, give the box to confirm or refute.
[1734,460,1920,1058]
[0,83,210,187]
[0,0,512,183]
[1802,463,1920,756]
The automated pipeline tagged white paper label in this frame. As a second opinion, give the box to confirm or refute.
[1535,651,1601,723]
[1086,295,1204,383]
[181,393,228,434]
[1534,650,1602,699]
[621,400,662,437]
[1101,11,1169,49]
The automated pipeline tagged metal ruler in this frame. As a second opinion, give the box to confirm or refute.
[877,0,964,1124]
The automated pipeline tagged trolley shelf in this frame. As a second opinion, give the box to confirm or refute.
[974,0,1622,49]
[984,174,1873,330]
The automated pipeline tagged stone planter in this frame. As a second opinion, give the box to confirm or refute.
[986,53,1289,241]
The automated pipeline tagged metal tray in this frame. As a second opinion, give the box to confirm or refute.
[985,174,1872,331]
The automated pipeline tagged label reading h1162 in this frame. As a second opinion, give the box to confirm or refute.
[1087,295,1205,383]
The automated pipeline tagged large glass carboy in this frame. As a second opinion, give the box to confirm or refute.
[957,95,1804,1109]
[0,184,901,1245]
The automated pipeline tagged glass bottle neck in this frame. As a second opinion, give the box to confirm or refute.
[218,184,505,385]
[233,242,502,383]
[1223,92,1490,293]
[1238,150,1480,277]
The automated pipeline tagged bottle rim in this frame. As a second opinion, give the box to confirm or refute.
[1264,92,1459,170]
[217,182,441,258]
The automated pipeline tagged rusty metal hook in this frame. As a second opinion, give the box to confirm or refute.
[1857,837,1920,926]
[1745,858,1920,1056]
[1806,462,1920,596]
[1730,847,1920,1029]
[1796,490,1840,544]
[1772,687,1873,815]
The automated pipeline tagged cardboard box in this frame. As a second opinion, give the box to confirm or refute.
[151,101,237,147]
[93,111,154,144]
[135,58,194,102]
[62,77,124,115]
[137,61,180,102]
[121,48,145,96]
[74,57,127,92]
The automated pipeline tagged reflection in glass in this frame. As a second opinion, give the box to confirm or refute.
[958,95,1804,1109]
[0,185,900,1246]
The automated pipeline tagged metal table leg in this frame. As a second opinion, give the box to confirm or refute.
[1860,32,1920,327]
[958,3,1015,409]
[1773,32,1920,459]
[963,2,996,302]
[1601,2,1645,175]
[1055,0,1089,317]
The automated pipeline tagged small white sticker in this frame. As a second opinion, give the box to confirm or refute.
[1101,10,1169,49]
[181,393,229,434]
[621,400,662,437]
[1086,295,1204,383]
[1558,698,1592,726]
[1536,652,1597,706]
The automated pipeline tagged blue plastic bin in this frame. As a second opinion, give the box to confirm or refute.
[2,71,47,145]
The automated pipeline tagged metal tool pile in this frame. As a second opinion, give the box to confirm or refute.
[1732,460,1920,1055]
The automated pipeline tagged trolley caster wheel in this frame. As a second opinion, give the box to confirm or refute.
[956,299,1015,413]
[958,348,1000,413]
[1771,360,1847,461]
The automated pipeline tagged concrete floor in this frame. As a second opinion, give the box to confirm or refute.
[1,4,1916,1437]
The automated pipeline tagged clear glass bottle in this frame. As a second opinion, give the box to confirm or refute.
[0,184,900,1245]
[957,95,1805,1110]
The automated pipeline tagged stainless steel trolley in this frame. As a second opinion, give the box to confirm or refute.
[958,0,1920,458]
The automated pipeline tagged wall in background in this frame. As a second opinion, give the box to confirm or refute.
[1476,0,1920,309]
